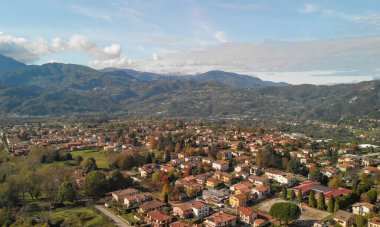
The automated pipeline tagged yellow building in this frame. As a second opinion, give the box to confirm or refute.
[229,194,247,208]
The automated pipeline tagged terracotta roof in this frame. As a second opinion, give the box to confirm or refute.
[352,202,375,210]
[292,181,320,192]
[139,201,165,211]
[369,217,380,224]
[170,221,190,227]
[254,218,267,225]
[191,201,206,209]
[147,210,172,221]
[237,206,254,216]
[173,203,192,211]
[206,211,237,223]
[255,185,270,192]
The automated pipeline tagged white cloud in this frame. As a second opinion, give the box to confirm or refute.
[213,31,228,43]
[299,4,318,14]
[129,36,380,84]
[0,32,130,68]
[323,10,380,26]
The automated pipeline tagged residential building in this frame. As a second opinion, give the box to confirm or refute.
[145,210,173,227]
[204,211,237,227]
[173,204,193,219]
[351,202,375,216]
[333,210,354,227]
[369,217,380,227]
[191,201,210,218]
[236,206,257,225]
[138,201,166,214]
[229,194,247,207]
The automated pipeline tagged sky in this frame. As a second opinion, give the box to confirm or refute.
[1,0,380,84]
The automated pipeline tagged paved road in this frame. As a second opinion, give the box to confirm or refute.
[95,205,131,227]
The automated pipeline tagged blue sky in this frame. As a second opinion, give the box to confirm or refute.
[1,0,380,84]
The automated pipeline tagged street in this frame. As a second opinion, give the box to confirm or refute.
[95,205,131,227]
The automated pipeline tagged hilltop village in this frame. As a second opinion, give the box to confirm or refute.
[0,120,379,227]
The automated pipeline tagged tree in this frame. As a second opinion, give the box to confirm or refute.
[145,153,153,164]
[289,190,296,201]
[57,181,76,203]
[75,155,83,165]
[237,142,244,151]
[84,171,108,198]
[185,167,192,177]
[328,174,343,189]
[108,170,132,191]
[355,214,366,227]
[309,169,321,182]
[82,157,98,173]
[334,199,340,212]
[317,192,325,210]
[362,189,377,203]
[162,184,169,198]
[164,192,169,203]
[308,190,316,208]
[0,182,19,207]
[282,186,288,200]
[327,198,334,213]
[297,191,303,202]
[269,202,301,226]
[175,143,182,153]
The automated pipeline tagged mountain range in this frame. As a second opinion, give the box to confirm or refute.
[0,54,379,122]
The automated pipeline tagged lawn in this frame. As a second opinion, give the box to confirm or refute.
[71,149,110,169]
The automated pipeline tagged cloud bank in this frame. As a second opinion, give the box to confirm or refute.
[0,32,130,68]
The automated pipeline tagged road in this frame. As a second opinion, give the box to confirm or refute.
[95,205,131,227]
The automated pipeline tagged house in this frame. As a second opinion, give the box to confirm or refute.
[204,211,237,227]
[333,210,354,227]
[248,175,268,186]
[138,201,166,214]
[191,201,210,218]
[229,194,247,207]
[145,210,173,227]
[111,188,139,202]
[207,178,221,188]
[236,206,257,225]
[251,185,270,200]
[195,172,214,185]
[139,164,161,178]
[230,182,253,193]
[170,221,190,227]
[214,172,234,184]
[202,189,230,205]
[173,204,193,219]
[351,202,375,216]
[364,166,380,175]
[368,217,380,227]
[212,160,229,171]
[264,169,297,186]
[124,192,153,207]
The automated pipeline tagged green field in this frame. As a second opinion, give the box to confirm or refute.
[71,149,110,169]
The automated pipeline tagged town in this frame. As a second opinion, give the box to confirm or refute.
[0,119,379,227]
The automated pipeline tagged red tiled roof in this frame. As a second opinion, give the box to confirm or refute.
[191,201,206,209]
[206,211,237,223]
[237,206,254,216]
[147,210,172,221]
[292,181,320,192]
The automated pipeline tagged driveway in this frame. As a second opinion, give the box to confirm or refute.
[95,205,131,227]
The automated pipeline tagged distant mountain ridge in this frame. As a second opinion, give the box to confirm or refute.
[0,54,378,122]
[0,55,27,72]
[101,68,288,88]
